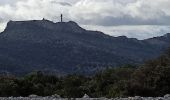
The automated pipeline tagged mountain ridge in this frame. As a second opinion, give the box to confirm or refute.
[0,19,170,75]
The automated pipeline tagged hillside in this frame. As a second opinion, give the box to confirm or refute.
[0,19,169,75]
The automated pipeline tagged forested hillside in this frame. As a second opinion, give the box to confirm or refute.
[0,48,170,97]
[0,20,170,75]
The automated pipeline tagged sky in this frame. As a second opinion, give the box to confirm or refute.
[0,0,170,39]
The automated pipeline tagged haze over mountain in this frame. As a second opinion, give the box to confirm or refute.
[0,19,170,75]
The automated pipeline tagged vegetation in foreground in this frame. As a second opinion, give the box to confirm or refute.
[0,49,170,98]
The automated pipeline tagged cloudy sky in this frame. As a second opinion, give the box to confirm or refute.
[0,0,170,39]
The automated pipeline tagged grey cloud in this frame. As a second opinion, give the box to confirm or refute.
[0,0,170,39]
[1,0,170,26]
[70,0,170,26]
[79,15,170,26]
[50,1,72,6]
[0,0,22,6]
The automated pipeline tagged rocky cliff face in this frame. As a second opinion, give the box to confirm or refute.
[0,19,169,75]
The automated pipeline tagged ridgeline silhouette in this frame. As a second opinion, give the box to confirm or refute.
[0,19,170,75]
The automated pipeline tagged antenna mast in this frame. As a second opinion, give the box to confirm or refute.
[61,14,63,22]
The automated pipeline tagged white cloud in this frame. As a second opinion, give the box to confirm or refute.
[0,0,72,21]
[0,0,170,39]
[0,23,6,32]
[70,0,170,26]
[82,25,170,39]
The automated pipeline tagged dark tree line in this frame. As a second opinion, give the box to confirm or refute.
[0,49,170,97]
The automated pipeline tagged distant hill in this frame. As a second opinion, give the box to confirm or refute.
[0,19,169,75]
